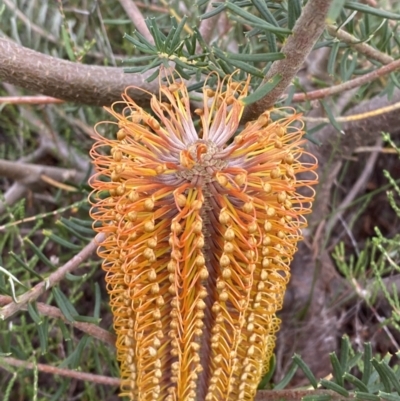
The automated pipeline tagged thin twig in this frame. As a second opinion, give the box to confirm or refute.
[326,138,382,233]
[292,58,400,102]
[1,357,120,386]
[243,0,333,121]
[3,82,90,173]
[0,96,64,105]
[198,1,221,45]
[0,296,115,346]
[0,234,104,320]
[0,142,49,215]
[303,101,400,123]
[0,159,87,187]
[326,25,394,65]
[254,390,347,401]
[118,0,154,44]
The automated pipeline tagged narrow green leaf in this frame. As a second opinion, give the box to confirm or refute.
[0,265,27,288]
[164,21,178,51]
[260,31,277,52]
[27,302,42,324]
[341,49,358,82]
[58,320,72,342]
[58,218,93,241]
[187,80,207,92]
[3,369,18,401]
[8,252,43,280]
[124,55,159,63]
[173,58,196,76]
[52,287,77,322]
[61,25,75,61]
[320,99,343,134]
[137,57,162,74]
[340,335,350,370]
[170,16,188,51]
[43,231,82,250]
[320,379,350,397]
[251,0,279,26]
[60,335,91,369]
[145,67,163,83]
[37,319,48,354]
[274,360,298,390]
[362,343,373,384]
[375,360,400,394]
[390,72,400,90]
[49,382,69,401]
[73,315,100,324]
[378,392,400,401]
[257,354,276,389]
[343,372,369,392]
[24,238,56,269]
[328,0,346,23]
[228,52,284,62]
[213,47,264,77]
[283,79,297,106]
[8,277,18,303]
[225,2,291,34]
[65,272,86,282]
[345,2,400,20]
[355,392,380,401]
[329,352,344,386]
[288,0,302,29]
[123,33,156,54]
[292,354,318,389]
[328,40,340,76]
[348,352,363,369]
[371,359,392,393]
[242,74,282,105]
[148,18,166,51]
[200,3,226,20]
[102,18,131,25]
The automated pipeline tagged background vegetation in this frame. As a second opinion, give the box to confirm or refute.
[0,0,399,400]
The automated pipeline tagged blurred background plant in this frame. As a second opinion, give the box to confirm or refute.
[0,0,399,400]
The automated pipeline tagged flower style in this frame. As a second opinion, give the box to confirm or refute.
[89,73,318,401]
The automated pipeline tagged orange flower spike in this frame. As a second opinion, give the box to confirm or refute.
[89,72,318,401]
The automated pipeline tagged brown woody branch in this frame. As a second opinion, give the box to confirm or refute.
[0,95,64,105]
[243,0,333,121]
[0,38,157,107]
[0,296,116,346]
[292,58,400,102]
[1,357,120,386]
[0,159,87,187]
[0,234,104,320]
[118,0,154,44]
[326,25,394,65]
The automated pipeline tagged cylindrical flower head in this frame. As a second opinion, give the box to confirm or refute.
[89,73,318,401]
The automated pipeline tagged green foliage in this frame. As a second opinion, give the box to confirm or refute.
[333,133,400,334]
[1,1,400,400]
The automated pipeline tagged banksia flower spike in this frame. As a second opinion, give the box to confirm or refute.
[89,72,318,401]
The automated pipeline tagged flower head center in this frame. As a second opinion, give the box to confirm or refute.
[177,140,227,185]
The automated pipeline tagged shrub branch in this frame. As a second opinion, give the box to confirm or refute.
[0,38,157,107]
[243,0,333,121]
[0,296,116,346]
[0,357,120,386]
[0,234,104,321]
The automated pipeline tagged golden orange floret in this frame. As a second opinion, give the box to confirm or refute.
[89,72,318,401]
